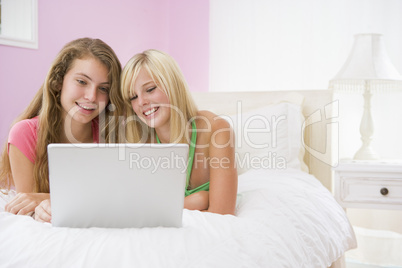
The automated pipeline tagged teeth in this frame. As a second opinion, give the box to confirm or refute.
[144,107,158,116]
[77,103,95,110]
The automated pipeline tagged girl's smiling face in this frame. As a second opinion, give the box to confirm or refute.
[60,57,110,125]
[129,68,171,130]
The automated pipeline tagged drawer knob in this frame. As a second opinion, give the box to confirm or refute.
[380,188,389,196]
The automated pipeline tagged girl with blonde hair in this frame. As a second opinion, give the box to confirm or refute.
[0,38,123,221]
[121,49,237,215]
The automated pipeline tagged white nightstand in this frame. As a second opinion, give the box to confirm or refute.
[334,160,402,210]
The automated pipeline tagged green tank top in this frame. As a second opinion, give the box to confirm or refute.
[155,121,210,197]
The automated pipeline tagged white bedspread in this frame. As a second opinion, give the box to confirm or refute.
[0,169,356,268]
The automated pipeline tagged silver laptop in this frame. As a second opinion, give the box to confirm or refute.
[48,143,188,228]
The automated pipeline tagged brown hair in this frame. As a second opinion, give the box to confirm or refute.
[0,38,123,192]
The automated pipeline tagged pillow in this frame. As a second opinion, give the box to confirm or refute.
[222,102,308,175]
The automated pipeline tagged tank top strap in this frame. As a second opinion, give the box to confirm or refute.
[186,120,197,190]
[155,121,197,191]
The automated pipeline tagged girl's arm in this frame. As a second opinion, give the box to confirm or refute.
[4,144,49,215]
[206,117,238,215]
[184,191,209,211]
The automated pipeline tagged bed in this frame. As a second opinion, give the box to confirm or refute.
[0,90,356,268]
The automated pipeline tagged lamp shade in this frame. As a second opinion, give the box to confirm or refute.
[330,33,402,92]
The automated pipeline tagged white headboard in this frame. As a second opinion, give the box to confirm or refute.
[191,90,335,191]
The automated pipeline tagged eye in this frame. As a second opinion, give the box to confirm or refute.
[77,79,86,85]
[130,95,137,101]
[99,87,110,94]
[146,86,156,93]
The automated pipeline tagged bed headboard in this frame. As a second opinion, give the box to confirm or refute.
[191,90,335,191]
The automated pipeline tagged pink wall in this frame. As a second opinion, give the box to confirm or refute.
[168,0,210,92]
[0,0,209,144]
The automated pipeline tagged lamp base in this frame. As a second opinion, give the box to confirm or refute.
[353,84,379,161]
[353,145,379,160]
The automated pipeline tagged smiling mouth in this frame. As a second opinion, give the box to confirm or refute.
[76,102,96,111]
[144,107,159,116]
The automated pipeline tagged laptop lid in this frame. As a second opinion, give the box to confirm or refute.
[48,143,188,228]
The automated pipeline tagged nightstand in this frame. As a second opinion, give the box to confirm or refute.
[334,160,402,210]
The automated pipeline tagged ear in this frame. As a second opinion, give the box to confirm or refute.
[55,82,62,93]
[55,86,62,99]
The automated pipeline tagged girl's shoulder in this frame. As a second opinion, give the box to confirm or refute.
[194,110,234,149]
[8,117,39,163]
[9,117,39,135]
[196,110,232,131]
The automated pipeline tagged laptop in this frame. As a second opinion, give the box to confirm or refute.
[47,143,188,228]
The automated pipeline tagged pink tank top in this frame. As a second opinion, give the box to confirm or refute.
[8,117,99,163]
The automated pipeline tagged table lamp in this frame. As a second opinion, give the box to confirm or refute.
[329,33,402,160]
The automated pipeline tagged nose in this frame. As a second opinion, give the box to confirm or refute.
[137,94,149,107]
[85,86,97,102]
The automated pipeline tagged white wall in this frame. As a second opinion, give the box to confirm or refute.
[209,0,402,92]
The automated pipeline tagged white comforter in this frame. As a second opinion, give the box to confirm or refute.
[0,169,356,268]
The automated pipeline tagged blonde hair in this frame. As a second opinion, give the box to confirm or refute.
[0,38,123,192]
[120,49,198,144]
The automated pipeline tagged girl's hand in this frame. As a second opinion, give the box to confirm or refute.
[184,191,209,211]
[5,192,50,216]
[35,199,52,223]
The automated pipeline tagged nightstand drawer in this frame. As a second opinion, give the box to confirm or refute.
[340,177,402,205]
[334,161,402,210]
